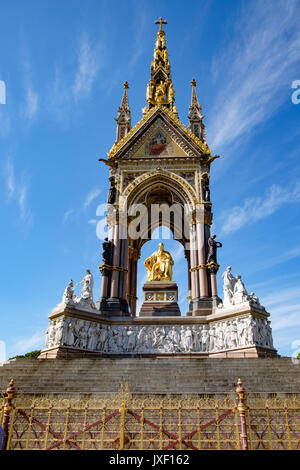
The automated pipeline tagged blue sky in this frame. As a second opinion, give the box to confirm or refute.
[0,0,300,359]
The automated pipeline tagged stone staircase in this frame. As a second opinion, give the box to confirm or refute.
[0,357,299,395]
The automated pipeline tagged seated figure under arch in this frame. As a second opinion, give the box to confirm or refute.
[144,242,174,282]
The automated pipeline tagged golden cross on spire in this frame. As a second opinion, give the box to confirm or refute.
[155,17,167,31]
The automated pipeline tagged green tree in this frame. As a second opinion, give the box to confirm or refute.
[9,350,41,360]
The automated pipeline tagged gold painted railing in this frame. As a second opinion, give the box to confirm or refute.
[1,381,300,450]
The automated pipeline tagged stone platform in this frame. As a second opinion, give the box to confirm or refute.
[139,281,181,317]
[0,357,299,395]
[39,300,276,359]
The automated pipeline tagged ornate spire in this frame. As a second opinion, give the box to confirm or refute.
[144,18,177,115]
[115,81,131,142]
[188,78,205,140]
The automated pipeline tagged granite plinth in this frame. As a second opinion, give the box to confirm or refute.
[139,281,181,317]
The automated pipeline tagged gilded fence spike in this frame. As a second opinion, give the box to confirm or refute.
[2,379,15,450]
[236,379,249,450]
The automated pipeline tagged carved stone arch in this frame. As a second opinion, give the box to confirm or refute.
[131,213,189,251]
[119,169,198,211]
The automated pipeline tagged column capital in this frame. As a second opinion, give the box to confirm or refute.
[129,247,140,261]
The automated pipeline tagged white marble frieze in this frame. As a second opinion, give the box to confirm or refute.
[45,314,274,354]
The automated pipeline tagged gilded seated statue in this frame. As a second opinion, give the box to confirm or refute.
[144,242,174,282]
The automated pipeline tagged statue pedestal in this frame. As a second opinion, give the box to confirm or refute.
[139,281,181,317]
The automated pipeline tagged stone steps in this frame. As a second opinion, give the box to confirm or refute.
[0,358,299,395]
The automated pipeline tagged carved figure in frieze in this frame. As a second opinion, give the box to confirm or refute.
[237,318,247,347]
[173,326,181,351]
[201,325,209,352]
[192,326,202,351]
[223,321,232,349]
[136,327,147,352]
[75,322,88,349]
[250,317,259,344]
[87,323,98,350]
[63,320,74,347]
[215,323,224,351]
[97,326,108,352]
[229,322,238,349]
[46,321,56,348]
[54,318,65,346]
[209,325,216,351]
[126,327,136,352]
[182,326,193,352]
[153,327,166,350]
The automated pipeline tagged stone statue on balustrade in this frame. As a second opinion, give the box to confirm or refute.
[76,269,95,308]
[249,292,261,307]
[221,266,236,306]
[63,280,77,307]
[59,269,97,313]
[232,275,249,305]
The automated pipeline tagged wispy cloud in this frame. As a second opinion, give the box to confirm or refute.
[63,187,101,223]
[129,4,147,69]
[3,157,33,226]
[22,88,39,120]
[207,0,300,151]
[20,54,39,121]
[73,34,100,101]
[219,181,300,235]
[84,187,101,209]
[63,208,75,224]
[0,108,11,137]
[4,156,15,200]
[18,177,32,225]
[10,329,45,356]
[49,33,104,121]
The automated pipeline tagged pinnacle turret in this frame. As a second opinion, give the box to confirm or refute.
[115,81,131,142]
[188,79,204,139]
[143,17,177,115]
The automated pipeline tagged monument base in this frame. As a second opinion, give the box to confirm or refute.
[39,344,277,359]
[139,281,181,317]
[39,301,277,359]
